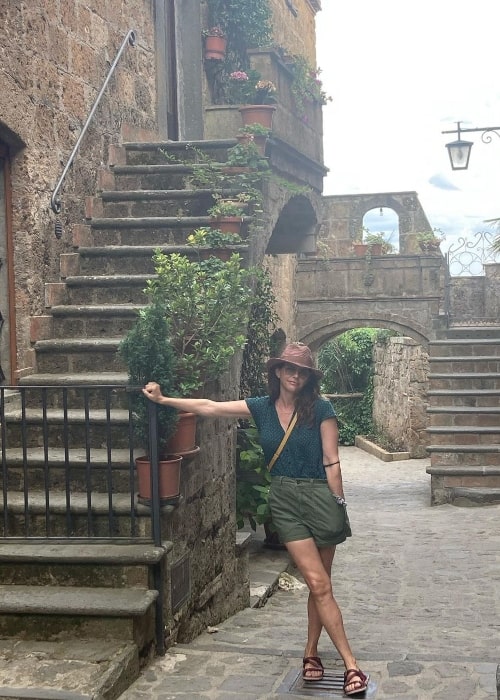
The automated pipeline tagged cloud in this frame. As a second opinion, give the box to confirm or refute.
[428,174,460,191]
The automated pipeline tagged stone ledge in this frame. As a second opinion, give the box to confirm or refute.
[355,436,410,462]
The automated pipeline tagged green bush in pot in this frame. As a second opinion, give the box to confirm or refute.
[119,301,178,456]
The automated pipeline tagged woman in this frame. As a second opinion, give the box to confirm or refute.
[143,342,369,696]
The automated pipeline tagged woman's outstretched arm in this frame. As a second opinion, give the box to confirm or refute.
[142,382,251,419]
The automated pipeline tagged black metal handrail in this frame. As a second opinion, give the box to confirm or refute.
[50,29,136,215]
[0,383,164,541]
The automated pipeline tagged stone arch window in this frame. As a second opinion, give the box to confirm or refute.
[362,206,400,252]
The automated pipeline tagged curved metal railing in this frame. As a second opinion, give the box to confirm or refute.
[50,29,136,215]
[446,230,500,276]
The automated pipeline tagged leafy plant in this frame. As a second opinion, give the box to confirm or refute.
[364,231,395,254]
[290,55,331,118]
[207,198,246,218]
[119,302,178,455]
[416,229,444,245]
[207,0,273,71]
[227,70,277,104]
[318,328,397,445]
[226,139,269,169]
[239,123,271,137]
[240,267,279,399]
[186,226,244,248]
[145,251,255,396]
[202,26,226,38]
[236,424,271,530]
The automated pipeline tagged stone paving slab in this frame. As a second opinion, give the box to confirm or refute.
[119,447,500,699]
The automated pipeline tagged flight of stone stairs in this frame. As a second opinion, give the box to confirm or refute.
[0,139,249,683]
[426,324,500,506]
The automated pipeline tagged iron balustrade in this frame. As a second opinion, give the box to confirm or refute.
[0,384,164,543]
[50,29,136,216]
[446,230,500,277]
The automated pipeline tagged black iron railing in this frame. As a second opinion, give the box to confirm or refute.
[0,384,163,543]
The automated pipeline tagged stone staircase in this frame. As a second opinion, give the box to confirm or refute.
[426,324,500,506]
[0,138,252,693]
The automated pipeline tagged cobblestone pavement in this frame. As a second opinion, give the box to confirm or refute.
[120,447,500,699]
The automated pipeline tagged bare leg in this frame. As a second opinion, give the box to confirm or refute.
[302,546,335,679]
[286,537,364,693]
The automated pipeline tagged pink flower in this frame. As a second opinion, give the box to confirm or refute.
[230,71,249,81]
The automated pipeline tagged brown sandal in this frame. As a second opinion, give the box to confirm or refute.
[344,668,369,696]
[302,655,324,682]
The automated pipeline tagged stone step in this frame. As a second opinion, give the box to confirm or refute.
[0,542,170,588]
[122,139,235,165]
[427,443,500,468]
[426,426,500,447]
[110,163,225,192]
[427,389,500,408]
[40,304,140,338]
[0,639,139,700]
[449,487,500,506]
[428,357,500,372]
[426,464,500,505]
[445,326,500,340]
[428,373,500,390]
[0,585,158,643]
[85,216,250,249]
[0,489,163,539]
[427,406,500,428]
[95,189,215,220]
[429,338,500,357]
[0,542,169,565]
[34,338,124,373]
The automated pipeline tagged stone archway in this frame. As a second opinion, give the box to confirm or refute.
[319,190,434,256]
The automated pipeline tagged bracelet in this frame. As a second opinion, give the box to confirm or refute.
[323,460,340,468]
[335,496,347,507]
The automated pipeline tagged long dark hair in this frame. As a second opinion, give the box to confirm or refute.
[267,365,320,427]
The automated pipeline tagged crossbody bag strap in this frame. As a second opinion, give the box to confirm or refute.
[267,412,297,471]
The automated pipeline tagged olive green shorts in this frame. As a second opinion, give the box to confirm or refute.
[268,477,352,547]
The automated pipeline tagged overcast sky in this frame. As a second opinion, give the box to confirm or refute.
[316,0,500,250]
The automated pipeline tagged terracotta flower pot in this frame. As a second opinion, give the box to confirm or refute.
[204,35,227,61]
[239,105,276,130]
[136,454,182,505]
[210,216,243,234]
[166,411,197,454]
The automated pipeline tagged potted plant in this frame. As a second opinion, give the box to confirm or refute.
[202,26,227,60]
[237,124,271,156]
[145,250,256,400]
[207,196,245,233]
[119,302,183,504]
[416,229,444,253]
[239,79,277,129]
[364,231,395,255]
[186,226,246,260]
[227,70,278,128]
[226,138,268,171]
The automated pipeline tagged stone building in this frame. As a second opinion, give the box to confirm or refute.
[0,0,326,664]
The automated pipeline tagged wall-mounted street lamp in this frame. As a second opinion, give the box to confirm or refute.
[442,121,500,170]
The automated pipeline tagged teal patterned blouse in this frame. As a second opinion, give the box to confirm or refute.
[245,396,336,479]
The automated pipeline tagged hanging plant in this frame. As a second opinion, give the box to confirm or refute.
[290,55,332,119]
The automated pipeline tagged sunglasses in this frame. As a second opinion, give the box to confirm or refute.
[281,363,310,379]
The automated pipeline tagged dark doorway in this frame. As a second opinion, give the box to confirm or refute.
[155,0,179,139]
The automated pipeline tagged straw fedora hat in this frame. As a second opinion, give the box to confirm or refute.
[266,342,323,378]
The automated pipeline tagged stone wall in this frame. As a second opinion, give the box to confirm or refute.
[270,0,319,64]
[0,1,158,376]
[448,263,500,321]
[372,337,429,458]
